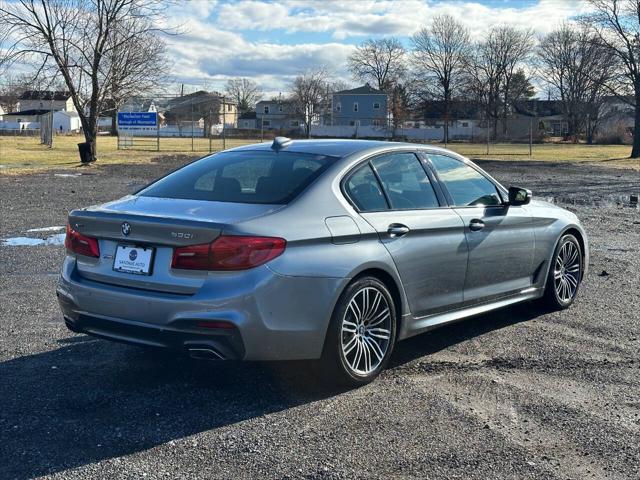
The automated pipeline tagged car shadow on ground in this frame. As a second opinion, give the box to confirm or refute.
[1,302,543,479]
[389,302,544,369]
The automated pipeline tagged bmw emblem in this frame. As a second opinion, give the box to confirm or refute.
[121,222,131,236]
[129,249,138,261]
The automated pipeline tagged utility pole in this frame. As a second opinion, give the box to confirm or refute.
[529,117,532,157]
[222,96,226,151]
[485,114,489,156]
[208,108,212,152]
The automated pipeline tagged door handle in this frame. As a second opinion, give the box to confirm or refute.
[387,223,410,237]
[469,219,485,231]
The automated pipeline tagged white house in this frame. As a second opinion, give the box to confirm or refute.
[53,111,82,132]
[0,109,82,132]
[17,90,75,112]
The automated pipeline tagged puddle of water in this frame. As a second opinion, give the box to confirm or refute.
[53,173,82,178]
[26,226,65,233]
[541,194,639,209]
[1,233,66,247]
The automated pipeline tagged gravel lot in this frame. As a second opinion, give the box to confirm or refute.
[1,155,639,479]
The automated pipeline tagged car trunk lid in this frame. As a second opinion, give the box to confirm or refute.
[68,196,282,294]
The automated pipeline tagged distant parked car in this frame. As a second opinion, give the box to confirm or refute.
[57,138,588,385]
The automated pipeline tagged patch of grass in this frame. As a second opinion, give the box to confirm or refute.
[1,135,639,173]
[0,135,263,174]
[445,142,640,169]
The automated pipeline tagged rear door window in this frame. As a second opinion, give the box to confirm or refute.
[371,153,440,209]
[140,150,338,204]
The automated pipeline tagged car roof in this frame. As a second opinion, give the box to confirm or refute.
[227,139,454,158]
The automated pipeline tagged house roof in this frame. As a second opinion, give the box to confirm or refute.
[256,99,294,105]
[513,100,564,117]
[168,91,236,106]
[334,84,385,95]
[19,90,71,101]
[55,110,79,118]
[419,100,481,120]
[4,109,54,116]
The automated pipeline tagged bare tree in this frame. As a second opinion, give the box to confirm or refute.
[290,68,328,138]
[538,23,616,143]
[411,14,471,143]
[583,0,640,157]
[465,26,534,139]
[0,20,14,75]
[225,78,263,113]
[465,31,506,139]
[348,38,406,91]
[105,28,168,134]
[0,0,170,163]
[498,27,534,135]
[389,82,411,136]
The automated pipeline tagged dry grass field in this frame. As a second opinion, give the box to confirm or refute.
[0,135,261,173]
[1,134,639,173]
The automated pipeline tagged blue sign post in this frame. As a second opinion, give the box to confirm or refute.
[117,112,157,127]
[116,111,159,151]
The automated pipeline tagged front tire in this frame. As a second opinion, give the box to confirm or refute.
[541,234,583,310]
[317,276,397,387]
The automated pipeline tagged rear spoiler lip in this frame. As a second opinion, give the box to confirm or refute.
[67,210,223,247]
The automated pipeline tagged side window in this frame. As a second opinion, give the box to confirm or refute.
[345,164,388,212]
[429,154,502,207]
[371,153,440,209]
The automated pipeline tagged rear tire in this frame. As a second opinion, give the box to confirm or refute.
[540,234,583,310]
[316,276,397,387]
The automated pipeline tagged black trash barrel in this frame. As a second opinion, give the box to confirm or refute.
[77,142,92,163]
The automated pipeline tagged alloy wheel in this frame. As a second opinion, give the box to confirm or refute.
[341,286,392,376]
[554,241,581,303]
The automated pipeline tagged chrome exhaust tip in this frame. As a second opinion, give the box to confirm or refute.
[188,347,225,360]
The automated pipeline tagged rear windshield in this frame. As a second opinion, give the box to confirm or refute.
[139,150,338,204]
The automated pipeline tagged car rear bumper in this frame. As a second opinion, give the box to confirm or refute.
[57,256,347,361]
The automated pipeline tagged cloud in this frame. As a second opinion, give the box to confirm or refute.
[161,0,589,94]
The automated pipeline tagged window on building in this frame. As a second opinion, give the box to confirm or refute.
[336,102,341,112]
[278,105,283,112]
[373,102,380,110]
[353,102,359,112]
[290,120,300,127]
[228,104,233,111]
[264,106,270,114]
[462,122,469,127]
[372,119,381,127]
[262,120,271,127]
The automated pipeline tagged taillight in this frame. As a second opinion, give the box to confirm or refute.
[171,235,286,271]
[65,224,100,258]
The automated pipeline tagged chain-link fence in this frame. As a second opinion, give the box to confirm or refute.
[0,92,588,158]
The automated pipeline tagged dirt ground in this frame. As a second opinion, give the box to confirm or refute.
[0,156,639,479]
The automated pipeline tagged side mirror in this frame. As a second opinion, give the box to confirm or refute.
[508,186,532,206]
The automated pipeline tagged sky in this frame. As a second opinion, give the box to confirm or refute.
[162,0,590,98]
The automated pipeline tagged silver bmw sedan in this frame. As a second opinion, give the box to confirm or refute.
[57,138,588,385]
